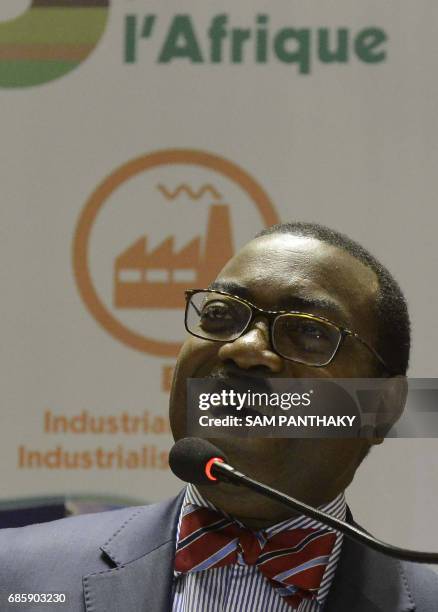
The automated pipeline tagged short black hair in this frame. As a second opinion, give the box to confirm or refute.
[255,222,410,375]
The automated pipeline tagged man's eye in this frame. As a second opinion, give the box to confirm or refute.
[201,301,233,319]
[199,301,236,331]
[299,322,325,339]
[283,319,330,345]
[285,320,323,336]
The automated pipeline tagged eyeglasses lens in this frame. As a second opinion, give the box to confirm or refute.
[273,314,341,366]
[186,292,251,341]
[186,292,342,366]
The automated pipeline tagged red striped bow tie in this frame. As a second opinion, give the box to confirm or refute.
[175,505,337,608]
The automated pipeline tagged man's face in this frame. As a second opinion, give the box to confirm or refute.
[169,233,381,523]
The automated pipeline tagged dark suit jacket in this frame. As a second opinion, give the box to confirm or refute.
[0,490,437,611]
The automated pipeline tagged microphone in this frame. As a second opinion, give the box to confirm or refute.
[169,437,438,564]
[169,436,228,485]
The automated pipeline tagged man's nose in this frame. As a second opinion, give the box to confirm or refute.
[217,318,283,372]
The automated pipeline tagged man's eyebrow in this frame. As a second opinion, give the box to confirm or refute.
[208,280,252,300]
[208,280,345,319]
[276,294,345,318]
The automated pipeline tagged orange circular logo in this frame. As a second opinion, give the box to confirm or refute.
[73,149,279,357]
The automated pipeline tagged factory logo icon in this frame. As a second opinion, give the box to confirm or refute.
[0,0,110,88]
[73,149,279,358]
[115,204,233,310]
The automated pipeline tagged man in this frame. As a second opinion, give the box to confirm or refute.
[0,222,437,611]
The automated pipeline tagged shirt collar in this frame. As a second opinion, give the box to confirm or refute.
[175,483,346,606]
[181,482,346,531]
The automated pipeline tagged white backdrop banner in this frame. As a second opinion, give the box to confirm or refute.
[1,1,437,548]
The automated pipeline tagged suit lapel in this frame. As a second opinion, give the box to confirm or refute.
[83,495,417,612]
[83,541,175,612]
[325,515,415,612]
[83,491,185,612]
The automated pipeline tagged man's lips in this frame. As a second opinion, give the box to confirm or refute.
[205,367,274,388]
[206,365,273,383]
[203,371,275,419]
[208,403,266,419]
[208,406,267,419]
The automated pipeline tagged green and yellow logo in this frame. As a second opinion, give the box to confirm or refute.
[0,0,110,88]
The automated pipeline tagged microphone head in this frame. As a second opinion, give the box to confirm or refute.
[169,437,228,485]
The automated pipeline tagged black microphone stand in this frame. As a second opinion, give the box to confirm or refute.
[211,460,438,564]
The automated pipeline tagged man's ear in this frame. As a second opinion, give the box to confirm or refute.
[372,375,407,445]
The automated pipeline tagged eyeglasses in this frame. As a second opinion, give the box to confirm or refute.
[185,289,391,370]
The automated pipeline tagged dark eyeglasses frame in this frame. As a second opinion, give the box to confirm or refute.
[185,288,392,372]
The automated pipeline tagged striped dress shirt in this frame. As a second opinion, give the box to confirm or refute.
[172,484,346,612]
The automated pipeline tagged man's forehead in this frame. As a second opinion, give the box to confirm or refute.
[225,234,327,272]
[215,233,379,327]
